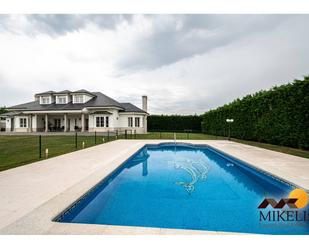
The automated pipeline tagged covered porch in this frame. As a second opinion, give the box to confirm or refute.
[28,113,89,132]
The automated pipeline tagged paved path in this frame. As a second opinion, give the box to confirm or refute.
[0,140,308,234]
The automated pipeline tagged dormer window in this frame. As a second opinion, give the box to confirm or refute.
[41,96,51,105]
[56,95,67,104]
[73,95,84,104]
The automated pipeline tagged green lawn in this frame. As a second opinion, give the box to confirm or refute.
[230,138,309,159]
[0,134,114,172]
[0,132,308,172]
[134,132,309,158]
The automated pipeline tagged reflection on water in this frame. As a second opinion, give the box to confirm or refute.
[172,158,211,194]
[126,148,150,176]
[226,163,234,167]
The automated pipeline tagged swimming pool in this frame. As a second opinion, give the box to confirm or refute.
[56,143,309,234]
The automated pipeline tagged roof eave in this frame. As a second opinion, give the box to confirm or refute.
[119,111,149,115]
[86,105,124,110]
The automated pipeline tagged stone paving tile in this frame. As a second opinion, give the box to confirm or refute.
[0,139,308,234]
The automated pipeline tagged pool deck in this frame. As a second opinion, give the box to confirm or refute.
[0,139,308,235]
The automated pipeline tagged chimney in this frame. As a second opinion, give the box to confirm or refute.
[142,95,148,112]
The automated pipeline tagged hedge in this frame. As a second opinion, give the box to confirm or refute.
[201,76,309,149]
[148,115,202,132]
[0,107,7,115]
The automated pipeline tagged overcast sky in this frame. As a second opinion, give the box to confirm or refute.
[0,14,308,114]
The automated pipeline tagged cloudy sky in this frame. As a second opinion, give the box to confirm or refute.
[0,14,308,114]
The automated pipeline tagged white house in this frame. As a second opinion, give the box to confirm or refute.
[1,90,148,133]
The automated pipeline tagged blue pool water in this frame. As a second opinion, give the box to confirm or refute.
[56,143,309,234]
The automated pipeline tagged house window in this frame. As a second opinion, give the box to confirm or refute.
[74,95,84,103]
[41,96,50,104]
[135,117,140,127]
[96,117,105,127]
[54,119,61,128]
[19,118,27,128]
[105,116,109,127]
[128,117,133,127]
[57,96,66,104]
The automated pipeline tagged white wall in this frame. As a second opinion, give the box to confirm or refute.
[118,113,145,128]
[68,115,82,131]
[13,116,28,132]
[88,109,119,130]
[88,109,147,133]
[7,109,147,133]
[5,118,11,132]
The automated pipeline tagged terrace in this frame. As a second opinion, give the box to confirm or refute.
[0,139,308,234]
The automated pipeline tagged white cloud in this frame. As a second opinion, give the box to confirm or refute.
[0,14,308,114]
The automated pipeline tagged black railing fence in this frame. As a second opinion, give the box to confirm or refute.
[0,130,228,170]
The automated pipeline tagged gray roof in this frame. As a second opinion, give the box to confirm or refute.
[71,89,95,95]
[35,89,95,96]
[120,103,147,113]
[35,90,55,96]
[0,111,22,117]
[7,92,147,114]
[56,90,71,94]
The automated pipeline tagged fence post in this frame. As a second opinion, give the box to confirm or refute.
[39,135,42,159]
[134,130,136,139]
[94,131,97,144]
[125,129,127,139]
[107,130,110,141]
[159,131,162,139]
[187,131,189,139]
[75,132,77,149]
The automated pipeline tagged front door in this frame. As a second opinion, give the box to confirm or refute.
[11,117,14,131]
[85,118,89,131]
[54,119,61,129]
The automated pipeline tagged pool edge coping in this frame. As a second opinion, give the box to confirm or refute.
[1,139,309,235]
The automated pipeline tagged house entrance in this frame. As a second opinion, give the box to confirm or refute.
[54,119,61,129]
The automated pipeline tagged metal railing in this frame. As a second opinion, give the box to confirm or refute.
[0,129,225,171]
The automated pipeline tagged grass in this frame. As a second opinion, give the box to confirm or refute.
[134,132,309,159]
[0,132,308,172]
[135,132,221,140]
[0,134,114,172]
[230,138,309,159]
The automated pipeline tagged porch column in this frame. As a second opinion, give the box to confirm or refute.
[64,114,68,132]
[45,114,48,132]
[81,113,85,132]
[28,115,32,132]
[33,114,37,132]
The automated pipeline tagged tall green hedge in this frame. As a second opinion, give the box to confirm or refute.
[202,76,309,149]
[148,115,202,132]
[0,107,7,115]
